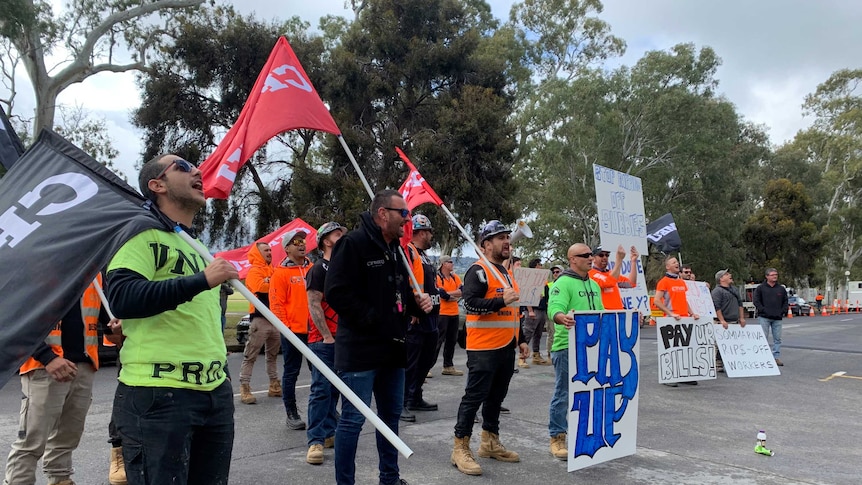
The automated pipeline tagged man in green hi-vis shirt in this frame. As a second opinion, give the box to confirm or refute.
[106,154,239,485]
[546,242,604,462]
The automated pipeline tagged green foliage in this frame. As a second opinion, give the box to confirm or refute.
[741,179,822,285]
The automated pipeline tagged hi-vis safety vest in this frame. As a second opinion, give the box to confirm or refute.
[465,260,520,351]
[20,277,102,374]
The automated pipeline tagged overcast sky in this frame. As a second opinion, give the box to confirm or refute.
[7,0,862,180]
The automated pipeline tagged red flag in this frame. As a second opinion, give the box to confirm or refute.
[214,218,317,279]
[396,148,444,248]
[200,37,341,199]
[396,147,443,210]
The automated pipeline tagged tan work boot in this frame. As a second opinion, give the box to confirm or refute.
[517,358,530,368]
[477,430,520,462]
[550,433,568,460]
[268,379,283,397]
[109,446,127,485]
[324,436,335,449]
[240,383,257,404]
[451,435,482,475]
[442,366,464,376]
[532,352,551,366]
[306,443,324,465]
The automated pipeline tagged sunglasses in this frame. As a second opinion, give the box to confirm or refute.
[573,253,593,259]
[596,252,610,258]
[384,207,410,218]
[552,270,561,274]
[288,238,306,246]
[155,159,194,180]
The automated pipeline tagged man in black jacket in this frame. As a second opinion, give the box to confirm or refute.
[753,268,788,366]
[325,189,432,485]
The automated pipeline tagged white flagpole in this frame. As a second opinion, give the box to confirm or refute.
[92,278,116,320]
[336,135,423,293]
[176,228,414,458]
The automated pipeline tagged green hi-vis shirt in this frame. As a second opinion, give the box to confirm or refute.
[108,229,227,391]
[546,273,604,352]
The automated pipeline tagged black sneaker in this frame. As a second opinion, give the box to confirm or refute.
[380,479,409,485]
[500,406,510,414]
[399,408,416,422]
[663,383,678,388]
[286,409,306,430]
[680,381,698,386]
[407,399,438,411]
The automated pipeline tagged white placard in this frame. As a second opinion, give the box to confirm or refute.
[568,311,639,472]
[607,257,649,314]
[684,281,717,319]
[712,324,781,377]
[655,317,717,384]
[593,164,648,255]
[513,267,550,307]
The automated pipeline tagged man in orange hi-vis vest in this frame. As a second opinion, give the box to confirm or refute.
[5,277,115,485]
[451,220,530,476]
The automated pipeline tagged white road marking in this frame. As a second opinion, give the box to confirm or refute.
[234,383,310,397]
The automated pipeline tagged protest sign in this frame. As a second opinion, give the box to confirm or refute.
[712,324,780,377]
[655,317,717,384]
[685,280,717,319]
[606,257,649,314]
[568,311,639,472]
[593,164,647,255]
[514,267,550,307]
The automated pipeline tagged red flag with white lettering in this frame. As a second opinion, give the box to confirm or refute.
[200,37,341,199]
[214,218,317,279]
[396,148,443,248]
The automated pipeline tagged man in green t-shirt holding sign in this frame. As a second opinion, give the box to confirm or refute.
[106,154,239,485]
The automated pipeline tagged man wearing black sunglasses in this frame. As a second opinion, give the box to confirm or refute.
[106,154,239,485]
[325,189,432,485]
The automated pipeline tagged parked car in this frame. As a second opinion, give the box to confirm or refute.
[788,296,812,316]
[236,314,251,345]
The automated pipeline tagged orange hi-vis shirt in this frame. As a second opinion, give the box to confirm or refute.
[270,257,312,335]
[656,274,690,317]
[588,268,631,310]
[436,271,462,316]
[245,242,274,314]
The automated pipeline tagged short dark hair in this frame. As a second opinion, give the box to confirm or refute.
[528,258,541,268]
[139,154,171,202]
[681,264,692,271]
[370,189,403,214]
[765,267,778,276]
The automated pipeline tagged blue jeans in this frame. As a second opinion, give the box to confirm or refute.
[758,317,782,358]
[549,349,569,437]
[281,333,309,408]
[334,367,404,485]
[307,341,340,446]
[454,340,515,438]
[113,380,234,485]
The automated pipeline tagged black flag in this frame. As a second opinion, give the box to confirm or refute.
[0,130,165,388]
[645,213,681,253]
[0,110,25,171]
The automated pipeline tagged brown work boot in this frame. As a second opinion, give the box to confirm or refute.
[240,383,257,404]
[442,366,464,376]
[517,358,530,368]
[306,443,324,465]
[324,436,335,448]
[451,435,483,475]
[268,379,283,397]
[477,430,520,462]
[549,433,568,460]
[532,352,551,366]
[109,446,127,485]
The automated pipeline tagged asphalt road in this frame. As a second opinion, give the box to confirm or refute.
[0,312,860,484]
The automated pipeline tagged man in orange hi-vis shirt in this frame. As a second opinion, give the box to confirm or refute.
[588,244,639,310]
[654,256,700,387]
[270,229,313,431]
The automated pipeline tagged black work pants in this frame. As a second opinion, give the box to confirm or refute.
[454,339,516,438]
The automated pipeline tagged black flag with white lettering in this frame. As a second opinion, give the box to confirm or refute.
[645,213,681,253]
[0,110,25,171]
[0,130,165,388]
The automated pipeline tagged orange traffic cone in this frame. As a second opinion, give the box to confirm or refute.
[808,306,815,317]
[786,306,793,318]
[821,306,828,316]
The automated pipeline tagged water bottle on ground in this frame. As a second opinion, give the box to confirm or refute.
[754,430,774,456]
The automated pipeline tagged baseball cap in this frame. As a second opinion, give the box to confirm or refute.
[282,229,308,248]
[715,269,730,281]
[439,255,453,268]
[479,220,511,243]
[316,222,347,246]
[592,244,609,255]
[412,214,433,231]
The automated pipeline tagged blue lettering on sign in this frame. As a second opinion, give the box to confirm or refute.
[571,312,639,459]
